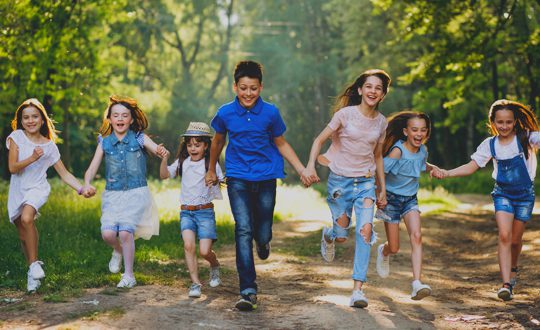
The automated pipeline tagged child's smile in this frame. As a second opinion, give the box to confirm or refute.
[187,140,207,162]
[109,104,133,136]
[234,77,262,109]
[21,106,43,135]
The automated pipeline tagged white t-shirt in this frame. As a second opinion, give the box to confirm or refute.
[6,130,61,222]
[167,157,224,205]
[470,132,540,181]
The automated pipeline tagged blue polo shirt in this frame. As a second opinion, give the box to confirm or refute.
[211,96,286,181]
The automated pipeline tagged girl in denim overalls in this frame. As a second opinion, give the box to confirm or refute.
[159,122,224,299]
[303,69,391,308]
[84,95,168,288]
[438,99,540,301]
[375,111,443,301]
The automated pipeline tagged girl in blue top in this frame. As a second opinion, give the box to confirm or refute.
[375,111,442,301]
[437,99,540,301]
[84,95,167,289]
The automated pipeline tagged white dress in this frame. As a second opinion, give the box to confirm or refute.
[6,130,60,223]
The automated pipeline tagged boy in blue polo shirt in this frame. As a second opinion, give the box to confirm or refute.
[206,60,308,311]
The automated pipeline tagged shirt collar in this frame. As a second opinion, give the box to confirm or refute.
[111,130,133,145]
[234,96,263,116]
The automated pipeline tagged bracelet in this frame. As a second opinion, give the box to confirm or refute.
[77,187,83,195]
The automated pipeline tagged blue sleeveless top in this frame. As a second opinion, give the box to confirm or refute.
[384,140,427,196]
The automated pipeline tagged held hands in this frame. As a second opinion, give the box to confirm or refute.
[430,166,449,179]
[376,190,387,209]
[80,184,97,198]
[205,170,218,187]
[156,144,170,160]
[300,167,320,188]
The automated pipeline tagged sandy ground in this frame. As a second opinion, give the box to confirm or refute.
[1,195,540,329]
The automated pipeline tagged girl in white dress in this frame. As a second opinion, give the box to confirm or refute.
[7,98,93,292]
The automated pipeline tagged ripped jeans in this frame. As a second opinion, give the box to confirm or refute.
[326,171,376,282]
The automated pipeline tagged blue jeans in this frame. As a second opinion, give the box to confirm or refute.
[227,178,276,295]
[383,191,420,224]
[326,172,376,282]
[180,208,217,240]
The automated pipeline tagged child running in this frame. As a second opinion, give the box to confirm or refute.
[205,60,309,311]
[7,98,93,292]
[436,99,540,301]
[84,95,166,288]
[302,69,391,308]
[375,111,442,300]
[160,122,223,298]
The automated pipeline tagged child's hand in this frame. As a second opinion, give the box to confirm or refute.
[376,191,387,209]
[430,167,447,179]
[301,168,320,187]
[31,147,44,161]
[82,185,97,198]
[156,144,170,159]
[205,170,218,186]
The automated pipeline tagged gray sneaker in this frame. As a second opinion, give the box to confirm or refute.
[320,226,335,262]
[349,289,368,308]
[209,266,221,288]
[27,272,41,292]
[188,283,202,298]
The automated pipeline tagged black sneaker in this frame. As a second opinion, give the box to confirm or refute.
[256,243,270,260]
[235,294,257,311]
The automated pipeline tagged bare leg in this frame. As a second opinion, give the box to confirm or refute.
[101,230,122,254]
[495,211,515,283]
[17,205,39,264]
[403,211,422,281]
[510,219,526,280]
[118,231,135,278]
[182,230,200,284]
[199,239,219,268]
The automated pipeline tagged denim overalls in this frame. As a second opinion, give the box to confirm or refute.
[101,130,147,191]
[489,137,535,221]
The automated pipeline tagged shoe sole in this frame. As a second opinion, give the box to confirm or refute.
[321,228,334,262]
[189,294,201,298]
[351,300,368,308]
[497,291,512,301]
[209,281,221,288]
[235,301,256,311]
[412,288,431,300]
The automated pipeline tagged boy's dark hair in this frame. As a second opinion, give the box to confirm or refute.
[234,60,263,83]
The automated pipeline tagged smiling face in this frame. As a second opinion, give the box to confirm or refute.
[233,77,263,109]
[109,104,133,135]
[358,75,385,108]
[403,117,429,149]
[186,137,208,162]
[20,106,44,135]
[492,109,516,139]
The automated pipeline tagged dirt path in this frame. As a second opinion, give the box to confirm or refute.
[2,196,540,329]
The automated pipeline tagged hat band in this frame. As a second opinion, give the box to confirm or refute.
[184,129,211,136]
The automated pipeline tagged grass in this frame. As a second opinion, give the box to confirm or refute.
[0,178,330,295]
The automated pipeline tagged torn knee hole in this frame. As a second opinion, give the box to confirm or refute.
[360,223,372,242]
[362,198,374,207]
[332,189,342,199]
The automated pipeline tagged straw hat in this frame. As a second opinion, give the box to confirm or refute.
[183,122,212,137]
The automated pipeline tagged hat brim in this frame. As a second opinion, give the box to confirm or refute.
[183,130,212,137]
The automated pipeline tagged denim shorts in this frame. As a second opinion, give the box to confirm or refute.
[327,171,376,240]
[491,185,535,222]
[383,191,420,224]
[180,208,217,240]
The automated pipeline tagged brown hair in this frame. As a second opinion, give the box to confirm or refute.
[332,69,391,113]
[99,95,149,136]
[488,99,539,159]
[383,111,431,155]
[11,98,58,141]
[174,136,212,177]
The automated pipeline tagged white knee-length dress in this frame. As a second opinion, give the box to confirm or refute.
[6,130,60,223]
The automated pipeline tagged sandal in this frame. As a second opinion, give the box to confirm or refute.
[497,282,513,301]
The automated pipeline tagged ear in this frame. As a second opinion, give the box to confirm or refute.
[403,127,408,137]
[357,87,362,96]
[233,82,238,94]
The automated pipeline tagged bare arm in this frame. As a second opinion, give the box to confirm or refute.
[159,155,171,179]
[374,141,387,208]
[302,126,335,183]
[446,160,480,178]
[53,159,84,192]
[84,144,104,185]
[274,135,305,177]
[7,138,44,174]
[205,133,226,186]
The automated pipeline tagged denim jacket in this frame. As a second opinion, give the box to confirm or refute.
[101,130,147,191]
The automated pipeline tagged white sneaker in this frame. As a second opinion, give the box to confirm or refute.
[29,261,45,280]
[116,274,136,288]
[349,289,368,308]
[27,272,41,292]
[109,250,122,274]
[209,266,221,287]
[188,283,202,298]
[320,226,335,262]
[497,285,513,301]
[411,280,432,300]
[376,244,390,278]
